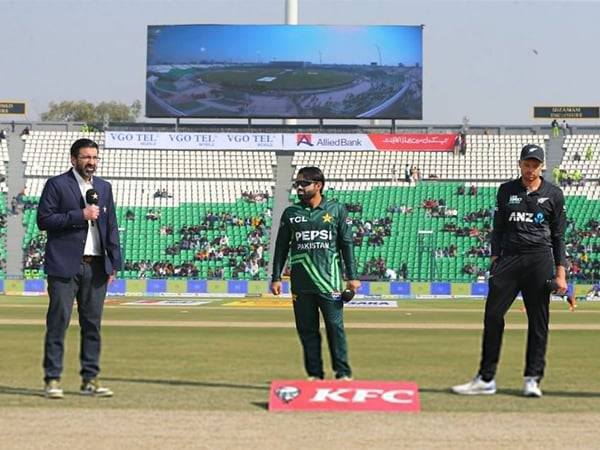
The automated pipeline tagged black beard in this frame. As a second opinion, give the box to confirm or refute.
[298,190,316,202]
[77,166,95,179]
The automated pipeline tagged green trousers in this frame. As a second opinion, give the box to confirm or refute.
[292,293,351,379]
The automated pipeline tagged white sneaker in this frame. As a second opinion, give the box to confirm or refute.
[523,377,542,398]
[80,378,113,397]
[451,375,497,395]
[44,379,64,399]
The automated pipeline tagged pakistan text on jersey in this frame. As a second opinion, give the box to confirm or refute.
[297,242,331,250]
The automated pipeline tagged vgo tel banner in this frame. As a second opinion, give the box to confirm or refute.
[269,380,420,412]
[104,131,282,150]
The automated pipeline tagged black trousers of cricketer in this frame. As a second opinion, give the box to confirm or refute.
[292,293,352,380]
[478,251,555,382]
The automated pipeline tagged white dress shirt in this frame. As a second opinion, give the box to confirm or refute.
[72,168,102,256]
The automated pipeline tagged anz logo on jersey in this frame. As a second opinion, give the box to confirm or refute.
[508,211,545,225]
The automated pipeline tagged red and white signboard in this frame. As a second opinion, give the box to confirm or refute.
[105,131,457,152]
[269,380,420,412]
[369,133,456,151]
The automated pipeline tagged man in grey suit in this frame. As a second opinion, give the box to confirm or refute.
[37,138,122,399]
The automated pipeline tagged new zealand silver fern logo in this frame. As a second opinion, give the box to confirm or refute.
[275,386,300,403]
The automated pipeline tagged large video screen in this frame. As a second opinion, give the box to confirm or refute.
[146,25,422,119]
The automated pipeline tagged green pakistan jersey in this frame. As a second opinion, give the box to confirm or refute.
[271,197,358,295]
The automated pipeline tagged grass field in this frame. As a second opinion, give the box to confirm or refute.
[1,296,599,449]
[199,67,357,91]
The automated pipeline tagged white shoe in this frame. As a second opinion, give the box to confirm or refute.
[80,378,113,397]
[44,379,64,399]
[451,375,496,395]
[523,377,542,398]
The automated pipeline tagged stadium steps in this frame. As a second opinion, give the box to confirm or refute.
[6,129,25,277]
[545,134,566,182]
[268,153,294,279]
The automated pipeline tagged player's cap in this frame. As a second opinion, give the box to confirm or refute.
[520,144,544,162]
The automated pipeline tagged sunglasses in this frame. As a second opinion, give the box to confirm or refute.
[292,180,316,188]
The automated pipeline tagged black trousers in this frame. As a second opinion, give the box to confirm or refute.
[292,293,351,379]
[478,251,554,382]
[43,258,108,382]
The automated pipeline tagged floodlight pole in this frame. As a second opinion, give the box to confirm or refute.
[286,0,298,24]
[285,0,298,127]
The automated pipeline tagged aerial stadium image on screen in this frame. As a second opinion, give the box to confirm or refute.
[146,24,423,119]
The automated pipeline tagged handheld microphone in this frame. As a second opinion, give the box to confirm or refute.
[86,189,99,206]
[86,189,99,227]
[341,289,355,303]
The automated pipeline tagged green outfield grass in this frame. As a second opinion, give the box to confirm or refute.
[200,67,356,91]
[1,296,599,413]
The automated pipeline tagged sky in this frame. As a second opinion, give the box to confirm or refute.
[1,0,599,125]
[148,25,422,66]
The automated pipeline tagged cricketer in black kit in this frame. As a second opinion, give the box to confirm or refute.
[452,144,567,398]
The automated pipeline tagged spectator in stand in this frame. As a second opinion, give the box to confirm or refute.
[385,267,397,280]
[585,145,594,161]
[457,185,465,195]
[573,151,581,161]
[459,132,467,155]
[551,119,560,138]
[469,184,478,196]
[454,134,461,156]
[400,262,408,280]
[125,209,135,220]
[404,164,411,183]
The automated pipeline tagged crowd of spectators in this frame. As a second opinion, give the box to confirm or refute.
[421,198,459,218]
[361,256,387,279]
[122,208,271,279]
[153,188,173,199]
[24,236,45,271]
[350,216,392,247]
[554,167,583,187]
[345,202,362,213]
[565,218,600,281]
[123,260,199,278]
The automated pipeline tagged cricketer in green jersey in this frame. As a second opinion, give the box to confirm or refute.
[271,167,361,380]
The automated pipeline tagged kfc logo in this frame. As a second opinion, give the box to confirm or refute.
[310,388,415,404]
[275,386,300,404]
[269,380,420,412]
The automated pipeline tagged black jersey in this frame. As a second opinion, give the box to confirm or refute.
[490,177,567,267]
